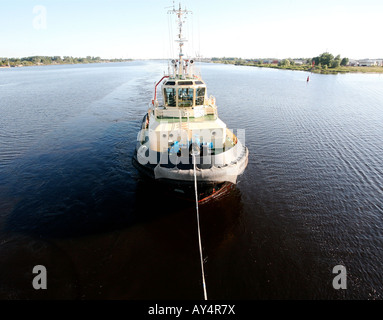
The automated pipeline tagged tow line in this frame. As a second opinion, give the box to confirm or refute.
[191,144,208,300]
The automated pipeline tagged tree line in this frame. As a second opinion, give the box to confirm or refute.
[278,52,348,68]
[311,52,349,69]
[0,56,131,67]
[211,52,349,69]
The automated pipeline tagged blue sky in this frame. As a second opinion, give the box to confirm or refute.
[1,0,382,59]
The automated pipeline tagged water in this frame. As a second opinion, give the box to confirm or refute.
[1,61,383,299]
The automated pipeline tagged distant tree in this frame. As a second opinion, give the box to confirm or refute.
[22,60,33,66]
[32,56,41,64]
[319,52,334,67]
[278,59,290,66]
[63,56,73,63]
[41,56,52,64]
[52,56,62,63]
[312,56,320,66]
[331,59,340,68]
[340,57,349,66]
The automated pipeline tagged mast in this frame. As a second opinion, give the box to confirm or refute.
[168,2,192,78]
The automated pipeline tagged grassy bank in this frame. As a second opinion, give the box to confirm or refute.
[213,60,383,74]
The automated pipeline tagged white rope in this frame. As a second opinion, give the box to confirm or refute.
[192,153,208,300]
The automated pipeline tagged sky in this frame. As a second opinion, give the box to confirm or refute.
[0,0,382,60]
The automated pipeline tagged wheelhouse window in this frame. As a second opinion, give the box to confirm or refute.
[195,87,206,106]
[164,88,176,107]
[178,81,193,86]
[178,88,194,107]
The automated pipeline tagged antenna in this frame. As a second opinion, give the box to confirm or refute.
[168,2,192,78]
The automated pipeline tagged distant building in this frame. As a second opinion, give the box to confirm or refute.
[358,59,378,67]
[293,59,305,65]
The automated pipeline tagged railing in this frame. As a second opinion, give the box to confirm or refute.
[154,104,217,120]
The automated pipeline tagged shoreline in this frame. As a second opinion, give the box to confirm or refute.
[213,61,383,74]
[0,59,133,69]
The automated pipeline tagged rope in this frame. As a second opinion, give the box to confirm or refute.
[192,152,208,300]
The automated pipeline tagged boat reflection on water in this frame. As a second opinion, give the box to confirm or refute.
[133,175,245,250]
[134,174,240,207]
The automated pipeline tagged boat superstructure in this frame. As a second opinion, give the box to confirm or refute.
[132,3,248,202]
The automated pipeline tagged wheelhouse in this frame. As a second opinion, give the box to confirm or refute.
[162,79,207,108]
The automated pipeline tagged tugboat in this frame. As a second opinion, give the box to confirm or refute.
[132,3,248,203]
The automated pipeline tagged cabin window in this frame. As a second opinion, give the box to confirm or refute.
[178,81,193,86]
[178,88,194,107]
[195,87,205,106]
[164,88,176,107]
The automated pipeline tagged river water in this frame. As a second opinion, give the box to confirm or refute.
[0,61,382,299]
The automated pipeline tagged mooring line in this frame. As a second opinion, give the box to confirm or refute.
[192,152,208,300]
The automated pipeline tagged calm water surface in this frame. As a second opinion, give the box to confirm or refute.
[0,61,382,299]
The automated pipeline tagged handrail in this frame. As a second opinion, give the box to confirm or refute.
[152,75,169,106]
[154,104,218,120]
